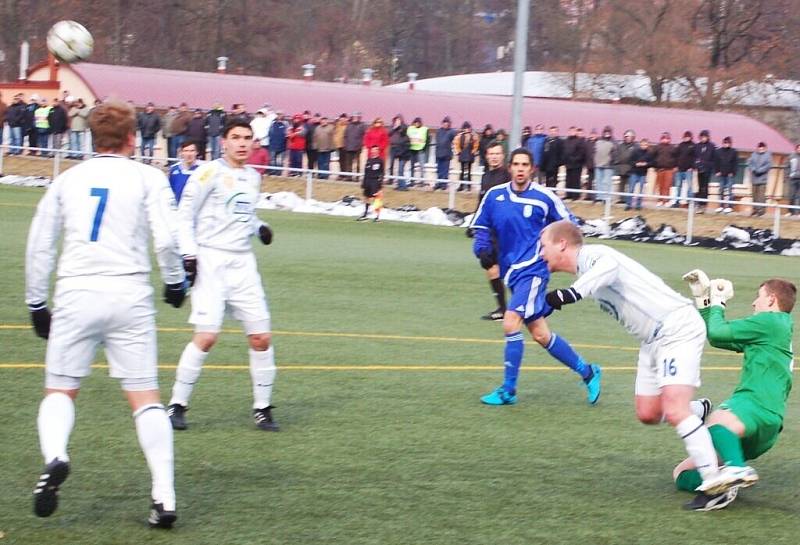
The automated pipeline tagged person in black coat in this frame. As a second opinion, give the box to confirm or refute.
[714,136,738,213]
[541,126,563,188]
[562,126,587,200]
[626,138,653,210]
[694,130,716,213]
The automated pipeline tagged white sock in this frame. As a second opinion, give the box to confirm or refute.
[676,415,718,480]
[249,347,276,410]
[37,392,75,464]
[169,342,208,407]
[134,404,176,511]
[689,400,706,419]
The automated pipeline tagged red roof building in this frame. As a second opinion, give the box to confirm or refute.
[4,61,793,153]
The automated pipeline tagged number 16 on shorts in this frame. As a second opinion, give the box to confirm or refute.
[663,358,677,377]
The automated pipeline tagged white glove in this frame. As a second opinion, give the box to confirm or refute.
[682,269,710,309]
[709,278,734,307]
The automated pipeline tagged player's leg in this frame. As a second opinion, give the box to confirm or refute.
[168,249,225,428]
[480,309,524,405]
[34,288,101,517]
[528,317,601,405]
[229,252,278,430]
[104,288,176,528]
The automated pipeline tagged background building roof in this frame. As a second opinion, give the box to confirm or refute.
[29,62,795,153]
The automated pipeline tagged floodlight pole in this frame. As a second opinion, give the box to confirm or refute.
[509,0,529,150]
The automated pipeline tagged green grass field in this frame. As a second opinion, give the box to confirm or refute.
[1,184,798,545]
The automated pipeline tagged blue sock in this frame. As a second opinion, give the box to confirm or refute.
[502,332,525,393]
[546,333,591,380]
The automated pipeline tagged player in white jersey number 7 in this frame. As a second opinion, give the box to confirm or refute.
[539,220,744,505]
[167,120,278,432]
[25,101,185,528]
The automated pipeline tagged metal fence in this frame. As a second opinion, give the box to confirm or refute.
[2,143,797,243]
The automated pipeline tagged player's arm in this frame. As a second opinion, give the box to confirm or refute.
[176,166,214,285]
[543,188,577,225]
[25,183,63,338]
[145,173,187,308]
[703,306,768,350]
[547,254,619,310]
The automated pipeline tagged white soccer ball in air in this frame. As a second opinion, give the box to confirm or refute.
[47,20,94,63]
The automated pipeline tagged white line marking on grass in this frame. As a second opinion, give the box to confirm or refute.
[0,363,744,371]
[0,324,739,357]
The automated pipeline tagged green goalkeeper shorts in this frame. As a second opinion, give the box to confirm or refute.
[719,394,783,461]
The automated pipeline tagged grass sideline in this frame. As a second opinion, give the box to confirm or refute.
[0,185,798,545]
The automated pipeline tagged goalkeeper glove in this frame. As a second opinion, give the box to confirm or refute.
[28,302,51,340]
[682,269,710,309]
[709,278,734,307]
[182,255,197,287]
[258,224,274,245]
[163,282,187,308]
[545,288,582,311]
[477,250,496,270]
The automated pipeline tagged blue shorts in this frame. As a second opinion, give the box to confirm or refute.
[508,274,552,324]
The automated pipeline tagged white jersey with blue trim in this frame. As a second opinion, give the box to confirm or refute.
[25,155,183,305]
[471,181,573,285]
[572,244,692,342]
[177,158,265,255]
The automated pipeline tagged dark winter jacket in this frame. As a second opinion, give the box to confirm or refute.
[714,147,738,177]
[5,101,27,127]
[48,105,68,134]
[629,147,653,176]
[695,141,716,173]
[344,122,366,152]
[186,117,207,142]
[541,136,563,173]
[562,136,587,170]
[205,109,226,137]
[676,141,696,171]
[268,120,288,153]
[652,143,677,169]
[137,111,161,139]
[435,127,457,159]
[613,142,636,176]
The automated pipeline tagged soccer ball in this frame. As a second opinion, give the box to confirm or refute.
[47,20,94,64]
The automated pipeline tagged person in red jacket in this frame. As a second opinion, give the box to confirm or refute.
[364,118,389,160]
[247,138,270,176]
[286,114,307,177]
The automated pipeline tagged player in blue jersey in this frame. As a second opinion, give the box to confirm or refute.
[167,140,200,205]
[471,148,602,405]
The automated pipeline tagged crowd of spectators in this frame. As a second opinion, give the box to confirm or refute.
[1,92,797,216]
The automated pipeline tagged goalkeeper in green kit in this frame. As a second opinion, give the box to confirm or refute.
[673,272,795,511]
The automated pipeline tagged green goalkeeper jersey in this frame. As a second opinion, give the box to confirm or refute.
[700,306,794,419]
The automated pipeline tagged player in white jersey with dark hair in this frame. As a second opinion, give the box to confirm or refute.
[539,220,749,503]
[25,100,185,528]
[166,119,278,431]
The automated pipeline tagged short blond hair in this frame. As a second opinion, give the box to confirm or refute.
[544,220,584,247]
[761,278,796,312]
[89,100,136,152]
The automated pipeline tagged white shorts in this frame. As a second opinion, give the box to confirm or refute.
[634,306,706,396]
[190,246,270,334]
[46,279,158,380]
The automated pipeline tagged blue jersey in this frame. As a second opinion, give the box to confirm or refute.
[471,181,574,285]
[168,162,199,204]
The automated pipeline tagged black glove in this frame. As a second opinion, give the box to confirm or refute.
[29,302,51,339]
[183,255,197,287]
[478,250,496,270]
[258,224,273,245]
[163,282,186,308]
[545,288,582,311]
[465,227,476,238]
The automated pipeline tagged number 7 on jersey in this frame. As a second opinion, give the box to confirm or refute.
[89,187,108,241]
